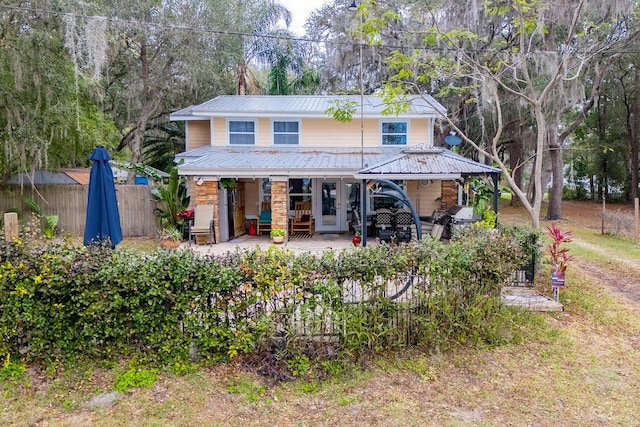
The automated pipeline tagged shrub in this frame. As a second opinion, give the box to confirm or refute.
[0,228,534,376]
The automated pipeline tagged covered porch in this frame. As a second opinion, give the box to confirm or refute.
[177,144,500,243]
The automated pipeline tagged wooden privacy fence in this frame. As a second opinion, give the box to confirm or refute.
[0,185,159,237]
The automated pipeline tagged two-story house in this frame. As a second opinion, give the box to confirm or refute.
[170,95,500,242]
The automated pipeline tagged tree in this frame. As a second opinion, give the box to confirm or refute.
[0,1,118,179]
[376,0,639,228]
[213,0,293,96]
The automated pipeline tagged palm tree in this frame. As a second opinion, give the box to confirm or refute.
[223,0,293,95]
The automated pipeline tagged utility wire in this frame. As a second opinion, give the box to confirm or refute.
[0,4,632,55]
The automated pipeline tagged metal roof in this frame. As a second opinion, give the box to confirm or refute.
[354,144,501,180]
[170,95,446,120]
[176,143,500,180]
[177,146,405,178]
[6,169,88,185]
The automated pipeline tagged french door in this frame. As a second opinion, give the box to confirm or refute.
[314,179,359,233]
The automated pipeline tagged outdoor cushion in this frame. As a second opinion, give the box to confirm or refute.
[259,210,271,222]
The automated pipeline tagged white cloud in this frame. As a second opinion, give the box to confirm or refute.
[278,0,327,36]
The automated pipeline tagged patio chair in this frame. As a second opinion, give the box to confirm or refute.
[290,200,314,236]
[395,209,413,232]
[395,208,413,242]
[189,204,216,245]
[374,208,393,236]
[257,201,272,235]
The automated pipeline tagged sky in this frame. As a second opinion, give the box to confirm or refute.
[278,0,327,36]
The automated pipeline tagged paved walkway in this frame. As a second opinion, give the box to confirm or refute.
[182,233,366,256]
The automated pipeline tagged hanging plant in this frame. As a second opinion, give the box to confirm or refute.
[220,178,236,189]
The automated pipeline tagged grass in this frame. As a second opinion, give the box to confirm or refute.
[5,282,640,426]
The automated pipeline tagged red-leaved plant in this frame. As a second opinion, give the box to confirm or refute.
[546,223,574,273]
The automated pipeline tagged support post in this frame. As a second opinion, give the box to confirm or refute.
[4,212,19,241]
[361,179,367,247]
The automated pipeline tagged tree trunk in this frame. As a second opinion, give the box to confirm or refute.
[631,68,640,201]
[237,60,247,95]
[508,121,524,207]
[546,123,564,220]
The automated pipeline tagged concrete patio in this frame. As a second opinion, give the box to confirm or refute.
[182,233,364,256]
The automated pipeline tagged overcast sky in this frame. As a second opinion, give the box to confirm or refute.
[279,0,327,36]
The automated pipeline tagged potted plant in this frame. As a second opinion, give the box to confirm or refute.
[546,223,574,301]
[352,231,362,246]
[159,227,183,248]
[270,228,285,244]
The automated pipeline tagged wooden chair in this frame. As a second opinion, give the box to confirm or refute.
[290,200,314,236]
[257,201,272,235]
[189,204,215,245]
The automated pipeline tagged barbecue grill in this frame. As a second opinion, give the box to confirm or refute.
[438,205,481,239]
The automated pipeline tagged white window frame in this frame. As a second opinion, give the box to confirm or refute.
[380,120,409,146]
[227,119,257,145]
[271,119,301,145]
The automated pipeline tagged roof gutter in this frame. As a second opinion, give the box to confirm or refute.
[178,167,361,179]
[354,173,462,180]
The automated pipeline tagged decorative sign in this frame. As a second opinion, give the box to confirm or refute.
[551,270,566,288]
[444,134,461,146]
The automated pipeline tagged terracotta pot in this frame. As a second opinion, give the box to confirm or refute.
[159,239,181,249]
[271,236,285,244]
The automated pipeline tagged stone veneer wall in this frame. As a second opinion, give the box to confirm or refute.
[193,180,220,242]
[270,180,288,238]
[440,180,458,209]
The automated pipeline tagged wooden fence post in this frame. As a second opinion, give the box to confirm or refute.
[4,212,19,241]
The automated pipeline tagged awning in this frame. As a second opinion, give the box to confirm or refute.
[354,144,500,179]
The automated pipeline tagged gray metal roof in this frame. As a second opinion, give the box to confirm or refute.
[170,95,446,120]
[7,170,83,185]
[176,143,500,180]
[354,144,501,180]
[177,146,405,178]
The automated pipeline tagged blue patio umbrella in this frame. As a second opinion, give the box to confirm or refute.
[83,146,123,246]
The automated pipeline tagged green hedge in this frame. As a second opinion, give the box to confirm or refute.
[0,227,535,366]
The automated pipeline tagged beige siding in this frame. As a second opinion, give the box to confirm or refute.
[257,118,270,146]
[242,179,260,216]
[213,117,226,146]
[406,180,442,216]
[187,121,211,150]
[193,116,432,148]
[409,118,430,145]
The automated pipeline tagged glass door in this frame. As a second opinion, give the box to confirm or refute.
[319,181,337,230]
[314,179,357,232]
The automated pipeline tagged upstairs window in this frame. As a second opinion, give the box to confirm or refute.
[381,121,408,145]
[273,120,300,145]
[228,120,256,145]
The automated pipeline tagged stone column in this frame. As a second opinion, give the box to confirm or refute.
[440,180,458,209]
[270,179,288,239]
[193,179,219,242]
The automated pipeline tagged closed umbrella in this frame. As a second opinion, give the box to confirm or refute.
[83,146,123,246]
